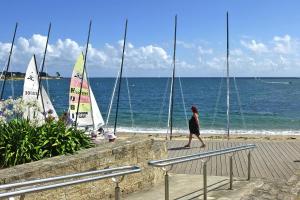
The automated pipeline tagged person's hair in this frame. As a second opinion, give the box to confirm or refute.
[191,105,199,114]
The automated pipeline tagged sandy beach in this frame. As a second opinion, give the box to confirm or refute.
[113,132,300,142]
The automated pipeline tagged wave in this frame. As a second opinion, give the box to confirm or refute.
[260,80,292,85]
[107,126,300,135]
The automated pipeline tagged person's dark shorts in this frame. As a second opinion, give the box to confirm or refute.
[189,127,200,136]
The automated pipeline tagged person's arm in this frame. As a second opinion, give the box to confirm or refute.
[194,113,200,127]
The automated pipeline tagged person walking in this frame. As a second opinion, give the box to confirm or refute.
[184,105,206,148]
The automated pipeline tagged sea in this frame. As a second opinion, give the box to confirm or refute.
[2,77,300,135]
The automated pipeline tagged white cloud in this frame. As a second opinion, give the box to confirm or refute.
[198,46,213,55]
[273,34,292,54]
[0,34,197,76]
[241,40,268,53]
[206,57,225,70]
[1,34,300,77]
[177,40,195,49]
[231,49,243,56]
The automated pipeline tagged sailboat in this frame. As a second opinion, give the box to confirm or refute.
[69,53,104,131]
[22,55,58,122]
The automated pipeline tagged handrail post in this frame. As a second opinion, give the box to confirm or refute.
[247,151,251,181]
[112,175,125,200]
[115,182,120,200]
[148,145,256,199]
[229,156,233,190]
[165,171,169,200]
[20,194,26,200]
[203,162,207,200]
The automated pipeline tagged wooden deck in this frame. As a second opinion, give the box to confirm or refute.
[167,140,300,180]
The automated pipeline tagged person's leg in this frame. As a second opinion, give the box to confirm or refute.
[196,135,205,147]
[185,133,193,147]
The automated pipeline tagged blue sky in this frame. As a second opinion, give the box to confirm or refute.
[1,0,300,77]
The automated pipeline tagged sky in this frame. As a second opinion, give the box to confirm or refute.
[1,0,300,77]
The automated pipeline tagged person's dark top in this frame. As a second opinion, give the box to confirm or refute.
[189,114,200,135]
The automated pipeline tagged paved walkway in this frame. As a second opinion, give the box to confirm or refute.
[126,174,254,200]
[167,140,300,180]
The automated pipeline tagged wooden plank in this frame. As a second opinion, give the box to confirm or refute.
[230,141,240,177]
[185,141,197,174]
[166,140,300,180]
[237,141,259,178]
[247,147,259,178]
[211,141,218,176]
[264,142,290,179]
[289,142,300,153]
[221,140,229,176]
[287,142,300,157]
[235,141,247,178]
[236,141,248,178]
[249,142,273,178]
[260,142,283,179]
[216,141,223,176]
[271,142,295,176]
[169,140,186,173]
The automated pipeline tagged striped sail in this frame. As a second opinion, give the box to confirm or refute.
[69,54,104,129]
[22,55,58,122]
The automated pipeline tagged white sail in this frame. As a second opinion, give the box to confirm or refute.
[69,54,104,130]
[41,85,58,119]
[90,86,104,129]
[23,55,58,122]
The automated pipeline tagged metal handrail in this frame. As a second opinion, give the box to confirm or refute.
[148,144,256,200]
[0,165,141,199]
[149,144,256,167]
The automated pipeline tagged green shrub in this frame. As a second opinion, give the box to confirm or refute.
[0,119,94,168]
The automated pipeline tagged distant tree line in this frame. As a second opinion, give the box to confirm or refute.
[0,71,61,79]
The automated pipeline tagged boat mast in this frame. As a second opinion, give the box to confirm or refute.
[0,23,18,100]
[36,23,51,118]
[113,19,128,135]
[226,12,230,138]
[74,20,92,128]
[168,15,177,140]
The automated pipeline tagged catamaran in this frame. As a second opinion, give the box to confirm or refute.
[69,53,105,131]
[22,55,58,122]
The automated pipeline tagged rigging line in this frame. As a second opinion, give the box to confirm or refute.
[125,77,134,128]
[210,77,224,129]
[10,71,14,98]
[36,23,51,119]
[105,68,121,128]
[0,62,7,82]
[233,77,247,129]
[178,76,188,132]
[74,20,92,128]
[37,52,50,96]
[45,64,50,96]
[0,62,7,101]
[37,61,50,100]
[0,23,18,100]
[158,77,170,127]
[113,19,128,136]
[168,15,177,140]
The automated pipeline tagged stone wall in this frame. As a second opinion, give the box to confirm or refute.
[0,137,167,199]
